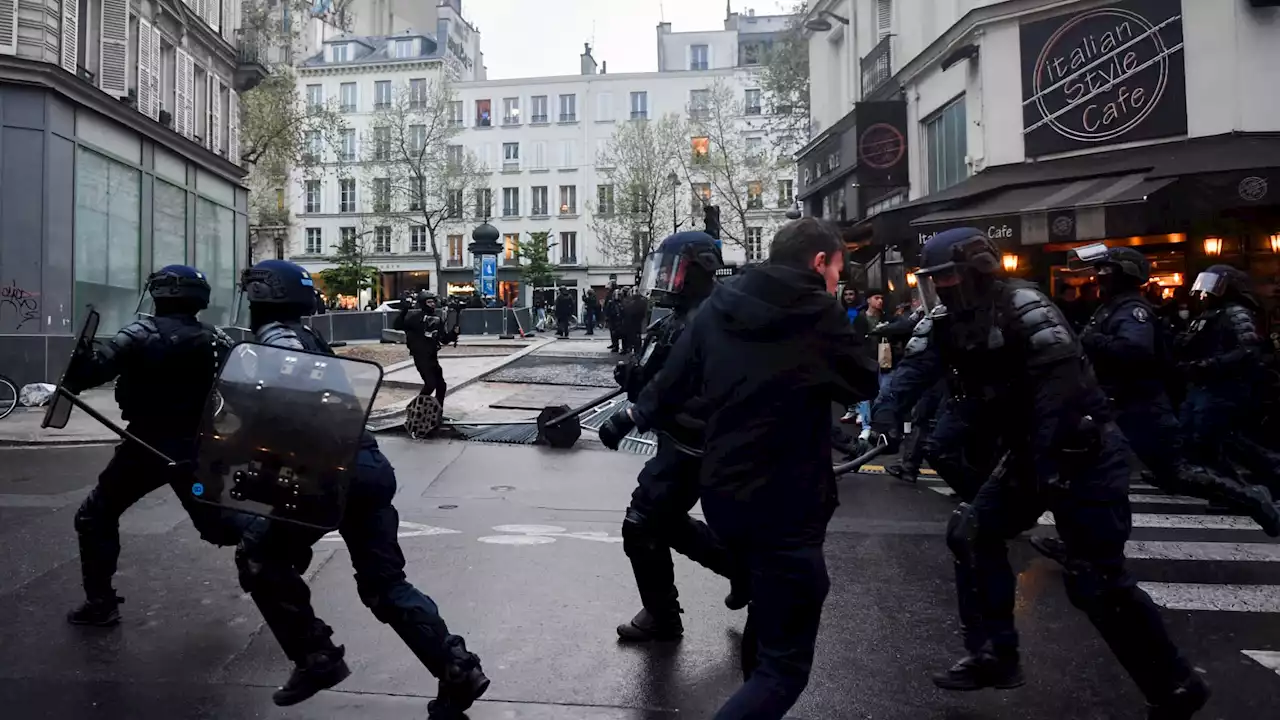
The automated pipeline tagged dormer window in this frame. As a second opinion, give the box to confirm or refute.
[331,43,350,62]
[395,39,416,59]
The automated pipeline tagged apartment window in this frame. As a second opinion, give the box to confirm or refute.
[394,39,415,59]
[274,238,285,260]
[745,89,762,115]
[305,180,321,213]
[632,229,651,253]
[503,233,520,264]
[306,84,323,109]
[746,137,763,165]
[446,144,463,166]
[502,187,520,217]
[332,43,350,62]
[373,126,391,160]
[411,226,428,253]
[409,78,427,109]
[340,82,356,112]
[628,190,645,214]
[925,97,968,193]
[340,226,356,247]
[502,142,520,170]
[503,97,520,124]
[691,136,710,163]
[532,141,547,169]
[476,99,492,126]
[373,177,391,212]
[558,185,577,214]
[531,186,548,215]
[691,182,711,214]
[747,181,763,210]
[741,41,763,66]
[560,140,576,168]
[531,95,548,123]
[375,80,391,109]
[596,184,615,215]
[778,179,795,208]
[558,94,576,122]
[446,188,463,218]
[746,227,764,261]
[690,44,709,71]
[447,234,464,265]
[630,91,648,120]
[374,226,392,253]
[409,124,426,154]
[304,130,322,162]
[339,179,356,212]
[340,128,355,161]
[876,0,893,41]
[448,100,463,126]
[559,232,577,264]
[305,228,322,254]
[596,92,613,122]
[474,188,493,219]
[690,89,710,119]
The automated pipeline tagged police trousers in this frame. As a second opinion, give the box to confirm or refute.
[951,441,1191,703]
[235,446,476,677]
[624,442,734,617]
[413,354,446,406]
[1180,385,1254,471]
[75,433,248,600]
[924,397,996,502]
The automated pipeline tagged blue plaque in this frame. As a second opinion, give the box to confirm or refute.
[480,254,497,298]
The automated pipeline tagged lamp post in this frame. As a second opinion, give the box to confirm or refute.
[668,171,681,235]
[785,199,802,220]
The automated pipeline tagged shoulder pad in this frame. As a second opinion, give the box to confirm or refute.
[904,335,930,358]
[1005,286,1079,366]
[1225,304,1261,345]
[912,315,933,337]
[210,325,236,350]
[116,318,158,344]
[257,322,306,350]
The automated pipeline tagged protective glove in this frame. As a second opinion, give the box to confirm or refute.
[612,360,634,390]
[598,411,636,451]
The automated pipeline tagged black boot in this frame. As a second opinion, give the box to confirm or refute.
[931,650,1025,691]
[272,646,351,707]
[66,594,123,627]
[429,666,490,719]
[1147,672,1210,719]
[725,576,751,610]
[1029,536,1069,565]
[616,608,683,642]
[887,463,919,484]
[1181,465,1280,537]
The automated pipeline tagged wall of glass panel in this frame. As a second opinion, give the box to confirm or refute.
[75,148,142,332]
[153,180,188,269]
[924,96,969,195]
[196,197,237,326]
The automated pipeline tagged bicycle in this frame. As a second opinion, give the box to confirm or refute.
[0,373,17,420]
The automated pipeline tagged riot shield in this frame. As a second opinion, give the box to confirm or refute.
[41,307,101,430]
[189,342,383,531]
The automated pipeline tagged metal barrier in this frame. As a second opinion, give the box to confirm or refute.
[252,307,537,342]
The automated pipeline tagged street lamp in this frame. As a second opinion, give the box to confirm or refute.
[668,171,682,234]
[785,199,802,220]
[804,10,850,32]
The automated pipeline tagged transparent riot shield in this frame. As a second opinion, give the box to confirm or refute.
[42,307,101,430]
[189,342,384,531]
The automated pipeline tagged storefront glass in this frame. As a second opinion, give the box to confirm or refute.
[75,148,141,332]
[196,197,236,325]
[153,180,187,271]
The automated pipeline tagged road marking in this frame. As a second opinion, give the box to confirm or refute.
[1242,650,1280,677]
[321,521,460,542]
[1039,512,1261,531]
[478,524,624,545]
[477,534,557,545]
[1140,582,1280,613]
[1126,541,1280,562]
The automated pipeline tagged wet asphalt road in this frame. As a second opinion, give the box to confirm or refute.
[0,440,1277,719]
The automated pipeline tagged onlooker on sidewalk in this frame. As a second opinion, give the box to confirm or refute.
[605,286,624,352]
[842,288,885,427]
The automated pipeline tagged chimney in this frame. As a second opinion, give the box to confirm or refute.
[601,60,607,74]
[581,42,597,75]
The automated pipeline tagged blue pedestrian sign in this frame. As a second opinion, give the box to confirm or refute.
[480,254,497,298]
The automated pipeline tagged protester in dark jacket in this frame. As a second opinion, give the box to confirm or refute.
[554,288,575,338]
[604,287,624,351]
[582,289,600,336]
[621,290,648,353]
[628,218,879,720]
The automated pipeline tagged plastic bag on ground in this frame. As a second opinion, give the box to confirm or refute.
[19,383,56,407]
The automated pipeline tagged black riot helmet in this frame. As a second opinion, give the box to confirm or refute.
[1067,243,1149,300]
[639,231,724,308]
[240,260,318,330]
[1191,264,1256,308]
[914,227,1001,313]
[145,264,212,315]
[417,289,438,310]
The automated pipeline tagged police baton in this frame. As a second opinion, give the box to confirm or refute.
[832,442,890,477]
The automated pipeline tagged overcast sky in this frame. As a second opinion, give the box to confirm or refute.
[462,0,794,80]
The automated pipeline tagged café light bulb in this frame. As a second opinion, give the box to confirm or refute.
[906,272,917,287]
[1001,253,1019,272]
[1203,237,1223,256]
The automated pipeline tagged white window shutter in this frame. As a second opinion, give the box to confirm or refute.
[208,0,219,33]
[60,0,78,71]
[196,0,210,30]
[99,0,129,99]
[0,0,15,56]
[176,48,194,137]
[205,74,214,147]
[211,75,223,155]
[876,0,892,41]
[149,24,160,119]
[137,19,153,118]
[229,89,240,165]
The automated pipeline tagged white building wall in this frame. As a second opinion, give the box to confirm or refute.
[657,27,740,71]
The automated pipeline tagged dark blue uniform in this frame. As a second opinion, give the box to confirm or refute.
[874,280,1196,705]
[1177,302,1265,467]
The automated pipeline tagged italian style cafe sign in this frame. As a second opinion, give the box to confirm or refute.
[1020,0,1186,157]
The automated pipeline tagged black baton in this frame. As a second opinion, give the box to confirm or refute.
[833,443,890,477]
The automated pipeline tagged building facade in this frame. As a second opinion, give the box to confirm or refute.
[288,8,798,308]
[800,0,1280,314]
[0,0,255,385]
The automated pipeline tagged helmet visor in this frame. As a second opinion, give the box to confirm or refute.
[914,263,962,313]
[639,250,688,298]
[1190,271,1228,298]
[1065,243,1109,275]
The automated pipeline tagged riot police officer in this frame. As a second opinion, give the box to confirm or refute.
[234,260,488,716]
[1068,247,1279,536]
[63,265,242,626]
[394,289,457,411]
[873,229,1207,718]
[597,232,744,641]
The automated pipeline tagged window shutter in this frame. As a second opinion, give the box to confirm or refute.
[149,24,160,118]
[99,0,129,99]
[137,19,152,118]
[211,75,223,155]
[176,48,194,137]
[876,0,892,41]
[0,0,16,56]
[196,0,210,29]
[207,0,219,33]
[229,89,240,165]
[60,0,78,71]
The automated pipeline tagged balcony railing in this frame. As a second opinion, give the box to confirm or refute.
[630,110,648,120]
[861,35,893,100]
[559,256,577,265]
[531,113,548,123]
[559,113,577,122]
[233,29,269,93]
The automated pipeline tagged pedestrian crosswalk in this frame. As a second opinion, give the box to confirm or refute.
[904,471,1280,677]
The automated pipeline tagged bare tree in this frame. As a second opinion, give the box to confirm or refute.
[757,3,811,154]
[678,79,790,258]
[364,76,485,296]
[587,114,686,267]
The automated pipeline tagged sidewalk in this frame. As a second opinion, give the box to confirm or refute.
[0,388,122,446]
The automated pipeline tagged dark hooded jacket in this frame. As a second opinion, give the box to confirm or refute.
[631,264,880,546]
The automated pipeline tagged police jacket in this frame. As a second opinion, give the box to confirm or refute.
[554,293,575,320]
[66,314,232,437]
[873,280,1112,489]
[1175,301,1264,391]
[624,305,707,453]
[394,307,456,359]
[621,294,648,335]
[256,321,379,450]
[1080,290,1168,404]
[632,264,880,546]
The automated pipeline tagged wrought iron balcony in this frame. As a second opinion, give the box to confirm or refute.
[234,29,269,93]
[860,35,893,100]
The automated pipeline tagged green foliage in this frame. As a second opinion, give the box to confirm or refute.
[519,231,560,289]
[317,233,379,299]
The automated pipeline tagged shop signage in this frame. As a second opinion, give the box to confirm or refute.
[914,215,1022,247]
[1020,0,1186,157]
[480,255,497,298]
[1048,208,1077,240]
[854,101,909,188]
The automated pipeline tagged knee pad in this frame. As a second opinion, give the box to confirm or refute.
[945,503,979,564]
[622,514,660,557]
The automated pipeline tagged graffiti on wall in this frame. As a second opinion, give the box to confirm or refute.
[0,279,40,331]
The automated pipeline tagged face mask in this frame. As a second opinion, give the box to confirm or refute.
[1178,309,1190,320]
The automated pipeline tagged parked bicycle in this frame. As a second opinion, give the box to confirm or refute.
[0,373,17,420]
